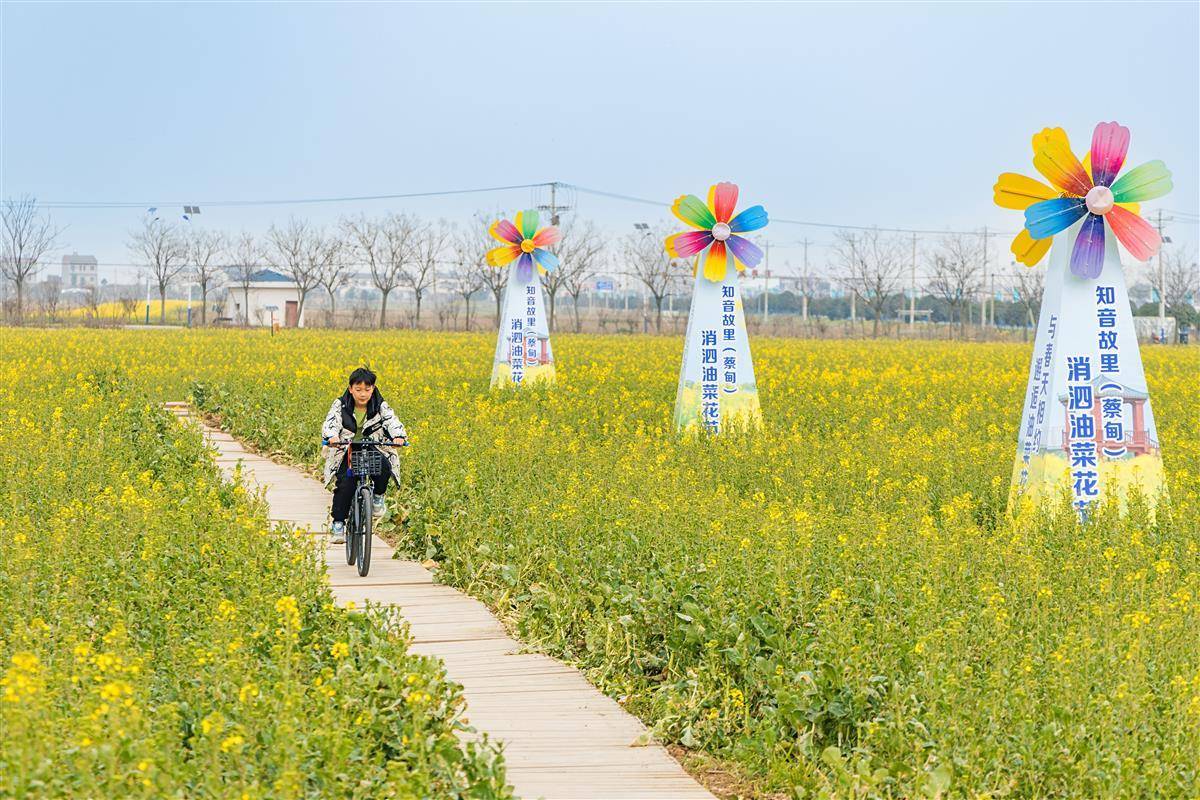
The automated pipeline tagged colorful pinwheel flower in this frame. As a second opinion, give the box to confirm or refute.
[1000,122,1171,279]
[665,182,768,281]
[485,210,561,281]
[994,126,1147,269]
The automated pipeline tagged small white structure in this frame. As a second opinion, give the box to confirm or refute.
[216,269,305,327]
[61,253,98,289]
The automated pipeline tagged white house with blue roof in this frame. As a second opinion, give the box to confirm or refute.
[215,268,306,327]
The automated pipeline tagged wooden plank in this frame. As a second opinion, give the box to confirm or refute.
[171,405,715,800]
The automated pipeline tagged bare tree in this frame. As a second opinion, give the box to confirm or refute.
[1163,245,1199,313]
[188,228,225,325]
[128,217,188,324]
[266,216,319,321]
[118,294,138,321]
[793,252,823,323]
[471,212,509,326]
[1,196,63,323]
[925,233,985,338]
[82,284,101,321]
[548,217,606,333]
[227,231,261,325]
[311,229,349,326]
[345,213,413,329]
[832,228,907,337]
[450,227,488,331]
[37,276,63,321]
[436,297,458,331]
[622,224,683,333]
[537,218,570,333]
[405,219,449,327]
[1012,264,1045,335]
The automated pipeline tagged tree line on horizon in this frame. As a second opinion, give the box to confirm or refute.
[3,195,1197,336]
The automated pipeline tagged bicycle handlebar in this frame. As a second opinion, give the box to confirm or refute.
[323,438,408,447]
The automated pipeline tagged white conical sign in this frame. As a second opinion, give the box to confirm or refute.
[490,263,555,388]
[674,264,760,432]
[1011,219,1164,518]
[665,181,769,432]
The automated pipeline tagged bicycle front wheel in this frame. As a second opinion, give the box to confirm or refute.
[356,485,373,576]
[345,494,358,566]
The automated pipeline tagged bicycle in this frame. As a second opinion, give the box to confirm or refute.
[322,438,406,577]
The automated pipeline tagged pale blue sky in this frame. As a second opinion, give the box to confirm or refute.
[2,1,1197,282]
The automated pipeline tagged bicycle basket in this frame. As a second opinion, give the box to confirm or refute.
[350,448,384,477]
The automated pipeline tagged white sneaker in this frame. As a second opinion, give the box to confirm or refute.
[330,521,346,544]
[372,495,386,516]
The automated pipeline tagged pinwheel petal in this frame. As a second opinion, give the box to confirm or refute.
[993,173,1058,210]
[1034,140,1093,196]
[726,234,764,269]
[516,252,534,282]
[1031,126,1071,155]
[1110,160,1173,203]
[532,247,559,273]
[666,230,714,258]
[708,182,739,223]
[515,210,540,240]
[1011,229,1052,267]
[1117,201,1140,216]
[1025,197,1087,239]
[672,194,717,230]
[489,219,522,245]
[1105,204,1162,262]
[485,244,521,267]
[532,226,561,248]
[1070,214,1105,279]
[729,205,768,233]
[702,240,728,282]
[1089,122,1131,188]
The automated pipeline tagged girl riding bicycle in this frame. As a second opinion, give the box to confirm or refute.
[321,367,407,544]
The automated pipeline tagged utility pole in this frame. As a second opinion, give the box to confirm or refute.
[800,237,811,322]
[537,181,571,227]
[763,240,770,324]
[909,232,917,336]
[848,233,857,325]
[981,225,990,333]
[536,183,572,332]
[1157,209,1166,331]
[991,272,996,329]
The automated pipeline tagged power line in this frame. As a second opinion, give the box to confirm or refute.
[563,183,1022,236]
[35,182,551,209]
[26,180,1197,238]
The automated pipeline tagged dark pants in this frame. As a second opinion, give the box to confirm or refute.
[331,452,393,523]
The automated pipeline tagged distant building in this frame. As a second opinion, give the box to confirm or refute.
[772,275,834,298]
[61,253,98,289]
[215,268,306,327]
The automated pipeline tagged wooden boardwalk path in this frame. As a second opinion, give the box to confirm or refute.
[166,403,715,800]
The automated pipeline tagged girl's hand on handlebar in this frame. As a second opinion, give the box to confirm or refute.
[393,437,407,446]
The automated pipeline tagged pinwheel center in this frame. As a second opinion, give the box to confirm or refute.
[520,238,536,253]
[1085,185,1115,216]
[711,222,732,242]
